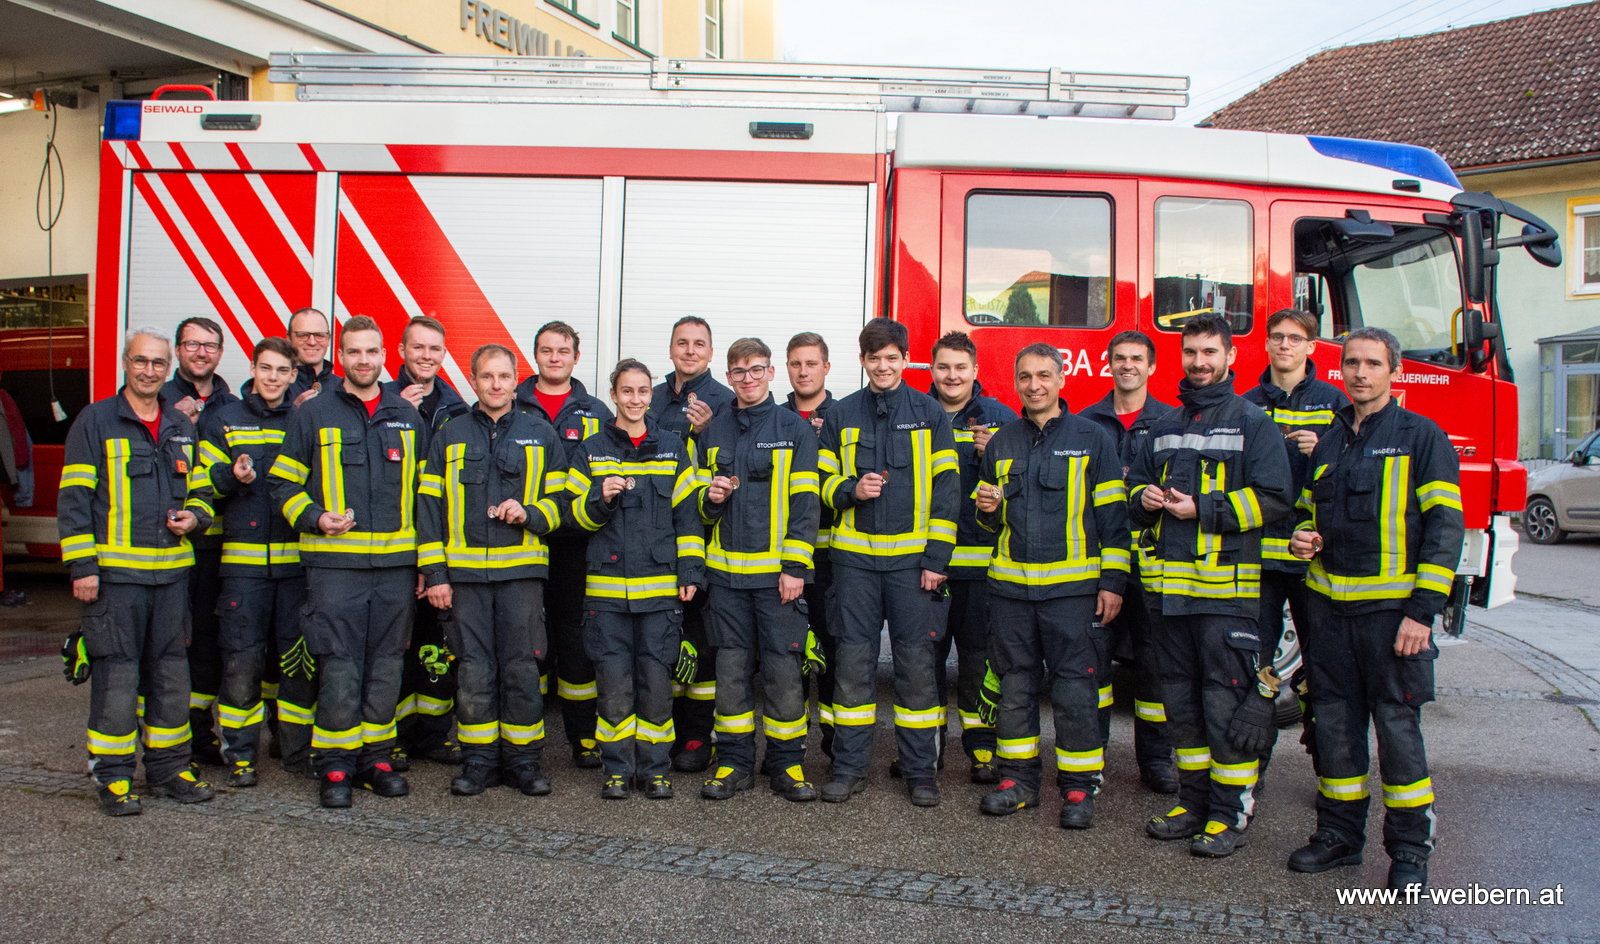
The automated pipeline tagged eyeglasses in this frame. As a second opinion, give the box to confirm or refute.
[178,340,221,353]
[1268,333,1311,347]
[127,356,170,371]
[728,365,772,381]
[291,331,330,342]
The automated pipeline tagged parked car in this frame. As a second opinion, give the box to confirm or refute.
[1523,431,1600,544]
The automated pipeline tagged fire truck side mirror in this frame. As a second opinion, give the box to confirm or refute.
[1461,210,1487,303]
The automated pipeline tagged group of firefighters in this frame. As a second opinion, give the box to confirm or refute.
[58,302,1461,894]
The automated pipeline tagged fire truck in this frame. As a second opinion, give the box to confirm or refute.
[67,54,1559,633]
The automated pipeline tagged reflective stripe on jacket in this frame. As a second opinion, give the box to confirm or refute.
[1243,361,1350,573]
[935,381,1018,580]
[197,384,300,578]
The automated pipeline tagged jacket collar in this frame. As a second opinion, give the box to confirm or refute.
[1176,371,1238,414]
[1025,399,1070,439]
[115,388,184,439]
[666,369,719,402]
[603,415,660,453]
[927,379,989,424]
[784,389,835,414]
[1253,359,1322,404]
[867,381,908,415]
[1084,390,1168,426]
[169,370,231,401]
[516,375,597,419]
[1337,395,1398,436]
[240,382,291,417]
[734,393,775,429]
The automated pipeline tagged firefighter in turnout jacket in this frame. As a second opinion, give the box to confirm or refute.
[817,318,960,808]
[386,316,471,768]
[973,344,1131,828]
[162,317,239,768]
[515,321,614,769]
[1078,330,1178,793]
[926,332,1016,782]
[1127,314,1293,857]
[195,338,309,785]
[1286,328,1462,893]
[570,359,706,799]
[650,316,735,773]
[696,338,822,802]
[419,343,570,798]
[268,317,429,808]
[58,327,217,814]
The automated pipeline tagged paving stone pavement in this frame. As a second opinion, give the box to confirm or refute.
[1,762,1590,944]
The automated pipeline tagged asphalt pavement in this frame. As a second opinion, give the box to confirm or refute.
[2,560,1598,943]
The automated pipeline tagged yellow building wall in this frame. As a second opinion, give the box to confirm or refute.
[662,0,700,58]
[742,0,779,62]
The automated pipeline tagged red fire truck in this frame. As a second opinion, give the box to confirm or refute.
[74,55,1558,632]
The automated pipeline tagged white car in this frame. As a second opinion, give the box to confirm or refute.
[1523,431,1600,544]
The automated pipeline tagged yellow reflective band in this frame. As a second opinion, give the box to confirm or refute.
[1097,684,1113,709]
[1380,455,1410,578]
[142,723,190,749]
[1262,537,1294,561]
[86,728,136,754]
[557,678,598,700]
[413,695,452,717]
[1159,560,1262,600]
[763,715,809,740]
[442,544,550,570]
[225,428,286,447]
[949,546,994,568]
[1055,746,1105,771]
[104,439,132,548]
[893,705,944,729]
[927,518,958,543]
[707,547,782,574]
[1273,407,1334,427]
[781,539,814,568]
[1417,480,1462,513]
[1319,775,1370,801]
[500,720,545,745]
[93,544,196,571]
[59,463,97,489]
[988,556,1103,587]
[687,681,715,701]
[637,719,675,744]
[1210,758,1260,785]
[190,691,217,710]
[1175,747,1211,771]
[585,574,679,601]
[417,542,447,568]
[361,720,398,743]
[418,472,444,498]
[589,459,678,478]
[957,710,991,729]
[1306,563,1420,602]
[715,711,756,734]
[277,700,315,725]
[1382,777,1434,808]
[268,453,310,484]
[1101,547,1131,573]
[789,471,820,496]
[996,736,1040,759]
[831,703,876,726]
[1416,563,1455,595]
[60,533,96,562]
[1093,479,1127,507]
[930,448,959,476]
[676,535,706,559]
[1227,487,1265,531]
[596,715,637,742]
[218,702,265,729]
[817,450,840,474]
[1134,700,1167,723]
[220,541,301,567]
[312,725,362,749]
[829,529,932,556]
[281,492,314,525]
[260,682,279,700]
[458,721,499,744]
[540,674,549,696]
[394,695,417,720]
[818,704,835,725]
[299,528,418,555]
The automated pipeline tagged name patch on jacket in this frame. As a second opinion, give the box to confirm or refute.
[757,441,795,449]
[384,421,412,429]
[1364,446,1411,457]
[514,438,540,446]
[894,422,930,431]
[1052,448,1090,457]
[225,425,261,432]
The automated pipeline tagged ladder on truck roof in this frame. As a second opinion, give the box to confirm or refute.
[267,54,1188,120]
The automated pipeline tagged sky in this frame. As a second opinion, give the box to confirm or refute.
[780,0,1590,125]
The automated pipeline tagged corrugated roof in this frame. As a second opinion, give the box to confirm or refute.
[1207,1,1600,169]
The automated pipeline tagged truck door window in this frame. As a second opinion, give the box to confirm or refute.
[1294,218,1465,365]
[1153,197,1254,335]
[964,192,1112,328]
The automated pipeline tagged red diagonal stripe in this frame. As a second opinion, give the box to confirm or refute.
[156,173,284,342]
[133,175,254,355]
[202,173,314,323]
[333,213,415,381]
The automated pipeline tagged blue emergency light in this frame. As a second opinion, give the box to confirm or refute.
[103,101,142,141]
[1307,135,1460,188]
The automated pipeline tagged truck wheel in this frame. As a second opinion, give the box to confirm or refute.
[1272,619,1304,728]
[1522,498,1567,545]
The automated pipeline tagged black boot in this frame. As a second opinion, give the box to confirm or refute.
[907,778,940,808]
[1059,789,1094,829]
[387,747,411,772]
[600,774,630,799]
[672,739,712,773]
[228,761,258,788]
[510,764,552,797]
[97,779,142,816]
[641,775,674,800]
[1287,830,1364,873]
[571,739,602,769]
[979,779,1039,816]
[701,766,753,800]
[1146,805,1206,841]
[450,764,501,796]
[1387,851,1429,893]
[1139,761,1179,795]
[820,775,867,803]
[148,769,215,804]
[1191,822,1249,858]
[189,708,225,766]
[970,749,1000,785]
[320,770,352,808]
[769,765,818,802]
[357,762,409,797]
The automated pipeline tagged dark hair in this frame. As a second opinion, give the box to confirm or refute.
[671,316,713,344]
[786,332,829,361]
[251,336,295,364]
[858,317,909,357]
[726,337,771,366]
[402,315,446,344]
[610,357,653,389]
[471,343,517,375]
[341,315,382,347]
[931,330,978,363]
[175,317,224,346]
[1181,312,1233,350]
[1266,308,1318,340]
[1343,327,1401,371]
[1107,330,1156,365]
[1014,342,1064,373]
[535,320,580,353]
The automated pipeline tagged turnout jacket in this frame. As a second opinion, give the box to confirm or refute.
[696,394,821,588]
[514,376,614,540]
[1080,391,1175,588]
[651,369,734,463]
[1296,399,1463,625]
[933,381,1019,580]
[384,366,468,430]
[1127,374,1294,621]
[57,391,214,584]
[977,401,1131,601]
[1243,362,1349,573]
[783,390,837,555]
[196,384,300,579]
[268,384,429,570]
[818,382,960,574]
[568,419,705,612]
[288,358,338,400]
[417,405,570,584]
[163,372,237,547]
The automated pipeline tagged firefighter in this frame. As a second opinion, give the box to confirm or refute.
[387,316,469,769]
[58,326,217,814]
[817,318,959,807]
[569,358,705,799]
[1078,330,1178,794]
[419,343,569,797]
[1244,308,1349,780]
[1287,327,1461,893]
[696,338,822,802]
[782,332,838,758]
[286,307,338,405]
[268,315,429,808]
[162,316,238,768]
[972,343,1130,827]
[923,330,1015,784]
[1127,313,1293,857]
[196,336,308,785]
[515,321,614,770]
[649,316,734,773]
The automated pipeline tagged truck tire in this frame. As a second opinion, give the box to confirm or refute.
[1273,618,1303,728]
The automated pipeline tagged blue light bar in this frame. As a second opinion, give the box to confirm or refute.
[103,101,142,141]
[1307,135,1460,188]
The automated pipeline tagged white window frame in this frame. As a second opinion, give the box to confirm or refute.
[615,0,638,44]
[703,0,722,59]
[1574,203,1600,296]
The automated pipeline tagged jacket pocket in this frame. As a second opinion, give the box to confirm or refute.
[381,431,410,484]
[653,474,675,529]
[1398,638,1438,706]
[1345,467,1377,521]
[1038,456,1069,515]
[848,428,877,476]
[79,598,118,659]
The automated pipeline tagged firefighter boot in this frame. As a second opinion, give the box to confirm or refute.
[358,763,410,797]
[820,775,867,803]
[907,778,940,808]
[979,779,1040,816]
[98,779,141,817]
[1059,789,1095,830]
[1287,830,1364,873]
[1388,852,1429,894]
[321,770,353,808]
[641,775,674,800]
[1140,760,1180,794]
[510,764,552,797]
[701,766,754,800]
[228,761,258,788]
[420,741,463,766]
[1147,806,1207,841]
[970,749,999,785]
[451,764,502,796]
[189,707,225,767]
[770,765,818,802]
[600,774,630,800]
[387,747,411,772]
[672,739,712,773]
[148,769,215,804]
[1191,820,1249,858]
[572,739,602,769]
